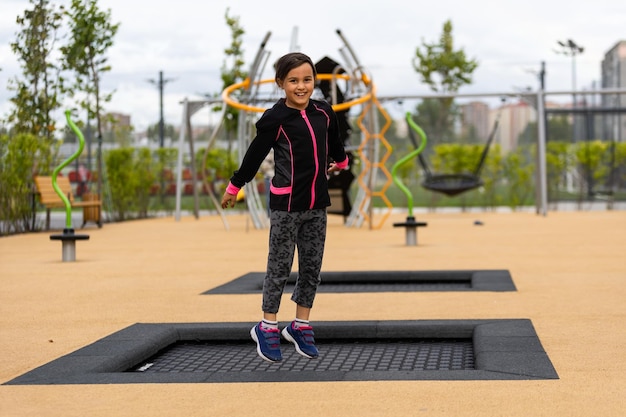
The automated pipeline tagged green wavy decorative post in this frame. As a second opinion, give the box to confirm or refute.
[52,110,87,230]
[49,110,90,262]
[391,112,428,217]
[391,112,428,245]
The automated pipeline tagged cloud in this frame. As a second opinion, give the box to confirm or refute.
[1,0,625,131]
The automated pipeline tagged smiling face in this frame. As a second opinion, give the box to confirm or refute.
[276,62,315,110]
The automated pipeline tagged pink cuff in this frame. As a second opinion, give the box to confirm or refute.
[226,182,240,195]
[335,157,349,170]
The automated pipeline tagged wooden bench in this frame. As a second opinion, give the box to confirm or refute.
[34,176,102,230]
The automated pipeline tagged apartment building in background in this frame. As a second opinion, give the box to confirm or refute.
[601,40,626,142]
[460,101,490,142]
[491,101,536,153]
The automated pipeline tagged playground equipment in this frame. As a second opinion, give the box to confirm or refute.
[219,29,378,230]
[407,106,501,197]
[175,29,395,230]
[391,112,428,246]
[545,105,621,205]
[49,110,91,262]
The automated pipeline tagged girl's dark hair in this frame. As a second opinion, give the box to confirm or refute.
[274,52,316,84]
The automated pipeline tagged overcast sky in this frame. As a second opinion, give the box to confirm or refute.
[1,0,625,132]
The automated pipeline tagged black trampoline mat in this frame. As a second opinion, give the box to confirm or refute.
[204,270,516,295]
[4,320,558,384]
[129,339,475,374]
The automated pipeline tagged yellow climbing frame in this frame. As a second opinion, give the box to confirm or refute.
[221,73,394,229]
[355,94,394,229]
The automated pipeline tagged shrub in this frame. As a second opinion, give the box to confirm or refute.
[0,133,56,235]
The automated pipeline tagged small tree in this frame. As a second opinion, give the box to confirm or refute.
[413,98,458,145]
[221,9,248,176]
[154,147,178,212]
[104,148,156,220]
[502,147,534,210]
[614,142,626,192]
[220,7,247,165]
[0,133,51,234]
[481,144,504,210]
[8,0,65,144]
[575,140,611,201]
[2,1,65,234]
[104,148,134,220]
[413,20,478,144]
[545,141,570,204]
[201,7,247,195]
[146,122,176,144]
[61,0,119,200]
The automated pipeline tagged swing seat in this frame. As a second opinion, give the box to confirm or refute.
[421,173,484,197]
[406,111,501,198]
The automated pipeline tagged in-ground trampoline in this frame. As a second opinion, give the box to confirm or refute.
[5,319,557,385]
[204,270,517,294]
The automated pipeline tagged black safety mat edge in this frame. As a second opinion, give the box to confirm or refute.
[203,270,516,294]
[4,319,558,385]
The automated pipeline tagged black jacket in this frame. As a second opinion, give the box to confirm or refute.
[229,98,348,212]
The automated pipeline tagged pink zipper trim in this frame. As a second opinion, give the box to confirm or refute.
[301,109,319,209]
[277,125,294,211]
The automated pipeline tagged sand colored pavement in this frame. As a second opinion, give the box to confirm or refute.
[0,210,624,416]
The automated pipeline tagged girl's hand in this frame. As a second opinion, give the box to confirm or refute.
[327,162,341,174]
[221,192,237,209]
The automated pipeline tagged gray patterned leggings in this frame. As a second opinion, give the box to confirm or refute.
[262,209,327,314]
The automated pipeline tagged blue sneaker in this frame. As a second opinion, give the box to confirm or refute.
[250,322,282,362]
[281,321,319,359]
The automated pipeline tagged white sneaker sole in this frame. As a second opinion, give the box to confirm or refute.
[281,327,317,359]
[250,326,281,363]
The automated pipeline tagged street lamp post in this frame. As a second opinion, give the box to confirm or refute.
[147,71,175,148]
[556,39,584,108]
[148,71,175,204]
[556,39,584,142]
[556,39,595,195]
